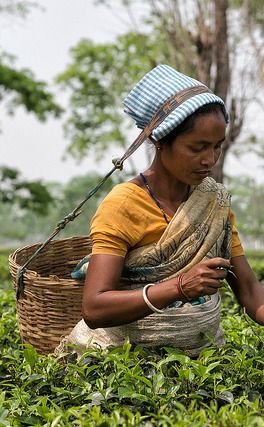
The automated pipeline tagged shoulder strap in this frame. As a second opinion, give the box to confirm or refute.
[16,85,211,299]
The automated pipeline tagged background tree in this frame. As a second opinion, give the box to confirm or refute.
[226,175,264,249]
[232,0,264,162]
[0,173,116,246]
[0,0,62,213]
[0,0,38,17]
[0,0,62,123]
[57,0,264,182]
[0,166,53,215]
[56,33,159,174]
[54,173,116,238]
[0,58,62,123]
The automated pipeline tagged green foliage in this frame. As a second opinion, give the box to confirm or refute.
[231,133,264,165]
[57,33,164,160]
[246,251,264,282]
[246,250,264,259]
[226,176,264,244]
[2,171,263,250]
[53,172,117,238]
[0,253,264,425]
[53,9,149,159]
[230,0,264,29]
[0,2,61,121]
[0,61,62,121]
[0,173,117,244]
[0,166,54,215]
[57,0,264,183]
[0,2,63,220]
[247,260,264,281]
[56,11,200,160]
[0,254,11,282]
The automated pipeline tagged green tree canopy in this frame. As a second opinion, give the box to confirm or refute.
[0,0,62,122]
[0,166,53,215]
[57,33,161,163]
[0,173,116,244]
[0,0,63,215]
[57,0,264,182]
[0,61,62,121]
[227,175,264,247]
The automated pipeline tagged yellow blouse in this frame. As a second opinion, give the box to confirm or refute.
[90,182,244,258]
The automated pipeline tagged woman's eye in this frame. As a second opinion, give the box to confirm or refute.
[191,146,204,153]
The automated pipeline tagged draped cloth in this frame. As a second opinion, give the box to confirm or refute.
[55,177,232,357]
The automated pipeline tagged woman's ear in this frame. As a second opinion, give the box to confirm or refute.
[148,135,156,144]
[148,135,162,151]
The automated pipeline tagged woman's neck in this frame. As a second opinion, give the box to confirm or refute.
[143,162,189,206]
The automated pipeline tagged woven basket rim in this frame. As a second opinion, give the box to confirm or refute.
[9,235,91,282]
[8,235,91,354]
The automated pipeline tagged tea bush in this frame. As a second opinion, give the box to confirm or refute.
[0,253,264,426]
[246,251,264,281]
[247,260,264,282]
[0,254,11,285]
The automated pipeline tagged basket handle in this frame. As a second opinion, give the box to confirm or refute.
[16,267,26,300]
[15,85,211,300]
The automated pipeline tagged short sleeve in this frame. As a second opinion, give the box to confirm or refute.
[90,185,148,257]
[230,209,244,257]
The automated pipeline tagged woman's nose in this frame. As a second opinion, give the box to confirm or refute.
[200,149,218,168]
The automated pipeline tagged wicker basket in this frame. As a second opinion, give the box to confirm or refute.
[9,235,92,354]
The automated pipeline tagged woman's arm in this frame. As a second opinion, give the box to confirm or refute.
[227,255,264,325]
[82,254,230,329]
[82,254,180,328]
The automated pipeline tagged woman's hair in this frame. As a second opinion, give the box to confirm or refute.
[157,103,227,146]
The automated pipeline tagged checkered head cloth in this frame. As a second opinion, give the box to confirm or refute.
[123,64,228,141]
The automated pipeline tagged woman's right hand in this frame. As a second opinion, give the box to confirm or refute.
[180,257,231,300]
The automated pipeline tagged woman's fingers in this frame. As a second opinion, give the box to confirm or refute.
[205,284,224,295]
[214,266,228,280]
[204,257,231,270]
[181,258,230,299]
[202,277,225,289]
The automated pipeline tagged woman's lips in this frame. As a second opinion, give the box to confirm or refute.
[194,170,210,176]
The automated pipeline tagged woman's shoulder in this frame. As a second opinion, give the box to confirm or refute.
[106,181,144,198]
[90,180,150,252]
[101,181,146,208]
[94,181,149,223]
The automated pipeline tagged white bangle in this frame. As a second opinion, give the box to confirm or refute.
[142,283,164,314]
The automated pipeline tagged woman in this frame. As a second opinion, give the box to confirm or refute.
[64,64,264,356]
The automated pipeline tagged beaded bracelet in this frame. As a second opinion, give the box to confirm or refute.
[142,283,164,314]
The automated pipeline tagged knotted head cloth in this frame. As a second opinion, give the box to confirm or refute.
[123,64,229,141]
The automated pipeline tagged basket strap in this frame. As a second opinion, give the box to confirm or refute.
[16,85,211,300]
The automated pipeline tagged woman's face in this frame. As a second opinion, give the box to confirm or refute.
[158,111,227,185]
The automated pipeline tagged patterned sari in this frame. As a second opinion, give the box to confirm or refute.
[56,177,232,357]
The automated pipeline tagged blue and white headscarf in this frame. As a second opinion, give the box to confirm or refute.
[123,64,228,141]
